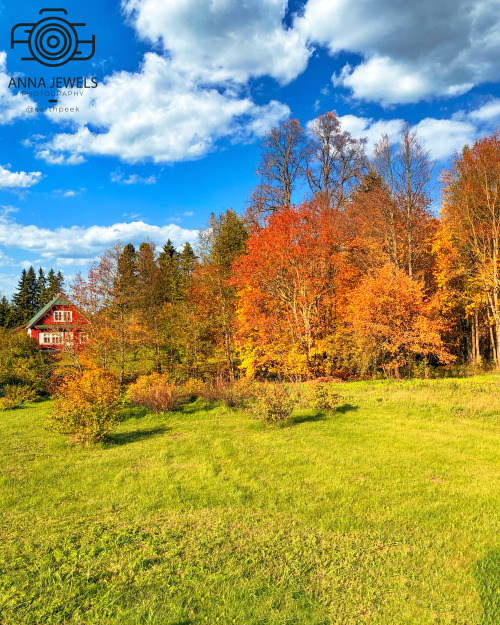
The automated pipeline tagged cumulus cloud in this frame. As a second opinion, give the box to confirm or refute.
[0,207,199,261]
[332,100,492,162]
[0,165,42,188]
[122,0,311,85]
[0,52,35,124]
[36,53,290,164]
[298,0,500,105]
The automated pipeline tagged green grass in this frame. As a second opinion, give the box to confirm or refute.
[1,376,500,624]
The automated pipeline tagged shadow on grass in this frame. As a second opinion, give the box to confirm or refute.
[475,550,500,624]
[336,403,359,414]
[106,426,169,446]
[179,399,221,414]
[289,411,327,425]
[117,405,151,421]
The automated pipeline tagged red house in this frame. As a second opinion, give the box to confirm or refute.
[20,293,89,351]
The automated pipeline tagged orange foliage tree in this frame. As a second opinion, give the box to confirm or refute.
[442,133,500,366]
[349,265,453,378]
[233,200,357,379]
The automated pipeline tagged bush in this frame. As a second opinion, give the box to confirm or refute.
[254,383,295,426]
[51,365,121,445]
[302,383,340,412]
[0,397,17,411]
[195,376,257,408]
[127,372,184,413]
[2,384,38,404]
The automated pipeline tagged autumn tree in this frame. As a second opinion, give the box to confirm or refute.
[441,133,500,366]
[373,126,436,281]
[306,111,367,209]
[349,265,453,378]
[233,200,356,379]
[248,119,309,217]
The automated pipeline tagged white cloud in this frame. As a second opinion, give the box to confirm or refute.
[329,106,482,162]
[36,53,290,164]
[337,114,405,153]
[298,0,500,105]
[111,170,157,185]
[0,52,35,124]
[0,249,14,266]
[0,207,199,261]
[122,0,311,85]
[469,98,500,122]
[0,164,42,188]
[414,118,476,160]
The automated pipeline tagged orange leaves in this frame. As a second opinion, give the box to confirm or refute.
[233,200,353,378]
[349,265,453,375]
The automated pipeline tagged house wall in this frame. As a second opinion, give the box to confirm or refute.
[30,304,89,350]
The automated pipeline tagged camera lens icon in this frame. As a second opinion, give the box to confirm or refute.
[30,18,79,66]
[11,9,95,67]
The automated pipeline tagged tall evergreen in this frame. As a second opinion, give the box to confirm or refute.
[0,296,10,327]
[46,269,65,300]
[178,242,197,293]
[116,243,138,306]
[37,267,47,309]
[158,239,180,303]
[10,268,38,326]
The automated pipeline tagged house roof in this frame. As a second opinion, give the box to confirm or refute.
[23,293,75,329]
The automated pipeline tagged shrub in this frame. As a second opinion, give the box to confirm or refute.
[51,365,121,445]
[2,384,38,405]
[127,372,184,413]
[0,397,17,411]
[302,383,340,412]
[254,383,295,426]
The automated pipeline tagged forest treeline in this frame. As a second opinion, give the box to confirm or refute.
[3,112,500,382]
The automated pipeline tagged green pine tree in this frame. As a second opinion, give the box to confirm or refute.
[158,239,180,303]
[0,296,10,327]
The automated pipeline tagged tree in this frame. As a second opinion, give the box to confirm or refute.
[137,241,163,372]
[441,133,500,366]
[193,210,248,379]
[36,268,47,311]
[306,111,366,210]
[0,296,9,327]
[46,269,65,301]
[158,239,180,303]
[349,265,453,378]
[248,119,309,217]
[233,200,355,379]
[373,126,436,280]
[10,267,39,326]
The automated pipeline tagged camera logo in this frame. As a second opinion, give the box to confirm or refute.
[11,8,95,67]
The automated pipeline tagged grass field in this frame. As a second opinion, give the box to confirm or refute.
[1,376,500,624]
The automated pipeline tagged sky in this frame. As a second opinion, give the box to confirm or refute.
[0,0,500,296]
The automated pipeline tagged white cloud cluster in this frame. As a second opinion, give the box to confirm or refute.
[298,0,500,105]
[0,164,42,188]
[0,207,198,261]
[36,53,290,164]
[0,52,35,124]
[122,0,311,85]
[335,95,500,162]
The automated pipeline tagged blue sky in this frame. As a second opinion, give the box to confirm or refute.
[0,0,500,296]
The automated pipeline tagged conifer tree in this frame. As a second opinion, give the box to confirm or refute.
[158,239,180,303]
[37,267,47,309]
[0,296,10,327]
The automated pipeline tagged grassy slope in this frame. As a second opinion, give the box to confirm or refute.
[1,376,500,624]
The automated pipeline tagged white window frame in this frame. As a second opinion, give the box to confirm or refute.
[40,332,64,345]
[53,310,72,323]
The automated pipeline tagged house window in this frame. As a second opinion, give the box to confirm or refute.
[40,333,64,345]
[80,333,89,343]
[54,310,72,323]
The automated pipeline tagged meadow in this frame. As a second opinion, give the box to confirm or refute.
[1,375,500,624]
